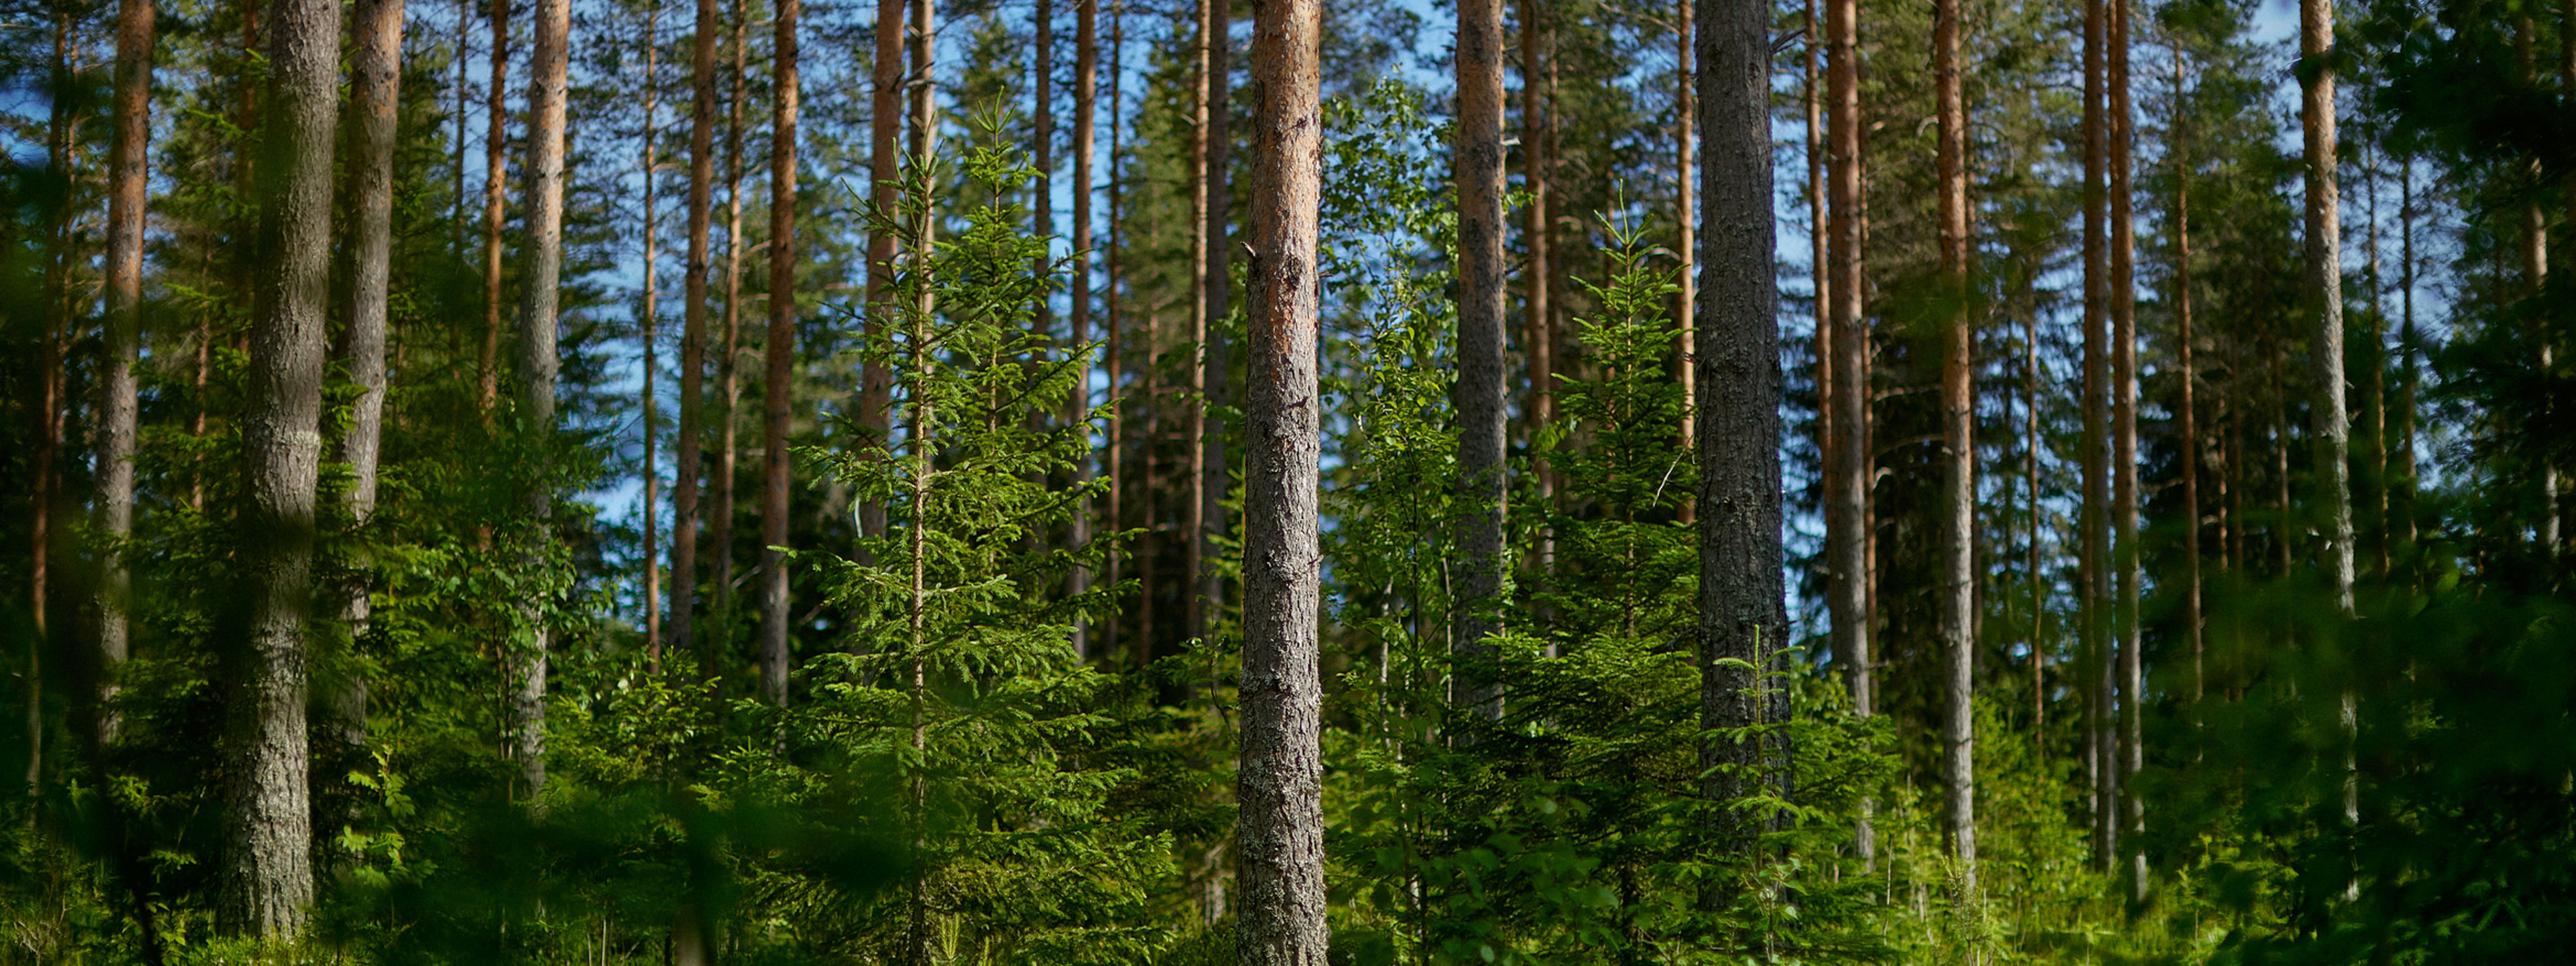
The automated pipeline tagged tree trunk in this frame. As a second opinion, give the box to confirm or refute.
[1451,0,1507,720]
[2302,0,2351,608]
[1823,0,1870,866]
[1069,0,1098,658]
[676,0,719,667]
[2109,0,2146,900]
[713,10,747,673]
[862,0,900,559]
[340,0,405,751]
[511,0,570,805]
[2399,156,2418,548]
[1674,0,1695,463]
[1236,0,1327,957]
[481,0,513,414]
[1104,1,1126,663]
[1189,0,1232,649]
[1520,0,1554,574]
[643,7,664,665]
[2082,0,2113,871]
[1695,0,1783,898]
[2175,51,2201,704]
[1935,0,1974,893]
[96,0,154,748]
[760,0,800,707]
[220,0,338,931]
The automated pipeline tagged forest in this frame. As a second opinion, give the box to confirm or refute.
[5,0,2575,955]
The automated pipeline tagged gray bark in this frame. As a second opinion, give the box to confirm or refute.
[759,0,800,707]
[511,0,570,804]
[1695,0,1783,899]
[2109,0,2144,900]
[220,0,338,932]
[1235,0,1327,958]
[2301,0,2350,610]
[1935,0,1975,893]
[1451,0,1506,720]
[338,0,405,750]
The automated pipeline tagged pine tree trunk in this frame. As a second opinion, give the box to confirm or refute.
[759,0,800,707]
[2082,0,2114,871]
[1824,0,1871,866]
[481,0,512,414]
[1451,0,1507,720]
[1188,0,1232,648]
[2175,51,2201,704]
[95,0,154,747]
[713,12,747,671]
[1069,0,1098,659]
[1674,0,1695,462]
[1104,2,1126,662]
[1236,0,1327,956]
[1695,0,1784,893]
[643,8,664,664]
[1935,0,1975,893]
[1520,0,1553,569]
[676,0,719,667]
[511,0,569,806]
[861,0,900,557]
[2109,0,2146,899]
[220,0,338,931]
[340,0,404,750]
[2303,0,2350,608]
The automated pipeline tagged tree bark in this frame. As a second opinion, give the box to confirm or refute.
[1189,0,1233,648]
[2174,51,2201,704]
[1695,0,1783,899]
[2302,0,2351,609]
[511,0,570,805]
[96,0,154,747]
[481,0,513,414]
[713,5,748,664]
[1674,0,1695,465]
[1935,0,1974,893]
[676,0,719,666]
[1823,0,1870,866]
[1236,0,1327,958]
[1520,0,1554,552]
[643,6,665,664]
[760,0,800,707]
[2082,0,2114,871]
[220,0,338,931]
[1070,0,1098,658]
[862,0,900,559]
[340,0,405,750]
[1104,1,1127,663]
[1452,0,1507,720]
[2109,0,2146,900]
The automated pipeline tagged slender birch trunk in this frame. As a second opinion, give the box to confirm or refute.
[1674,0,1695,462]
[220,0,339,931]
[480,0,513,414]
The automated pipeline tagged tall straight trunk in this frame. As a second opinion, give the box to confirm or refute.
[1823,0,1870,865]
[1104,0,1127,663]
[454,0,472,228]
[1236,0,1327,957]
[2109,0,2144,899]
[1935,0,1974,892]
[1521,0,1553,527]
[481,0,513,414]
[713,11,747,667]
[759,0,800,707]
[676,0,719,666]
[220,0,338,931]
[1190,0,1233,648]
[28,142,62,793]
[2399,157,2418,547]
[902,205,938,966]
[341,0,405,748]
[2081,0,2112,870]
[2025,266,2043,743]
[1695,0,1783,896]
[862,0,901,556]
[1068,0,1098,658]
[513,0,569,808]
[2302,0,2351,608]
[96,0,154,746]
[1674,0,1694,459]
[1451,0,1507,719]
[1036,0,1055,342]
[643,7,664,663]
[2175,52,2201,703]
[1804,0,1824,569]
